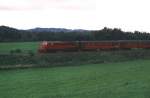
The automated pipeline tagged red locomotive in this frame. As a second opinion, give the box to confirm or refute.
[38,40,150,53]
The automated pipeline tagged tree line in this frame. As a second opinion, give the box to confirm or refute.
[0,26,150,42]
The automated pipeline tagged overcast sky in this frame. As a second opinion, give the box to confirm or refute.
[0,0,150,32]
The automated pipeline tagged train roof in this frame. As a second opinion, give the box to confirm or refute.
[42,40,150,43]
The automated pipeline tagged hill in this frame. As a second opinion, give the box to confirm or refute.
[28,27,89,33]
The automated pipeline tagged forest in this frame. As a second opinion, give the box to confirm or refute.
[0,26,150,42]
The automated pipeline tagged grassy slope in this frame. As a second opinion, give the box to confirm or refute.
[0,60,150,98]
[0,42,39,53]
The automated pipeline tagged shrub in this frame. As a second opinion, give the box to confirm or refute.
[10,49,22,54]
[28,50,34,57]
[10,50,15,55]
[15,49,22,53]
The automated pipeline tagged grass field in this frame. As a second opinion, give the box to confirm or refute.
[0,42,39,53]
[0,59,150,98]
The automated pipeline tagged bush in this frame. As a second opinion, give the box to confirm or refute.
[28,50,34,57]
[10,49,22,54]
[15,49,22,53]
[10,50,15,55]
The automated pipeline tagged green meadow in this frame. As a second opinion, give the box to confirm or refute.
[0,60,150,98]
[0,42,39,53]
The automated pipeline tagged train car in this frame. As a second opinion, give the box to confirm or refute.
[38,41,79,53]
[38,40,150,53]
[81,41,119,51]
[119,40,150,49]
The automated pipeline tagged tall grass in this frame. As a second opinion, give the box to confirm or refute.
[1,49,150,69]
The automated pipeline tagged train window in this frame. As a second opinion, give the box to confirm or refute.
[145,42,149,45]
[51,43,54,45]
[42,41,48,46]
